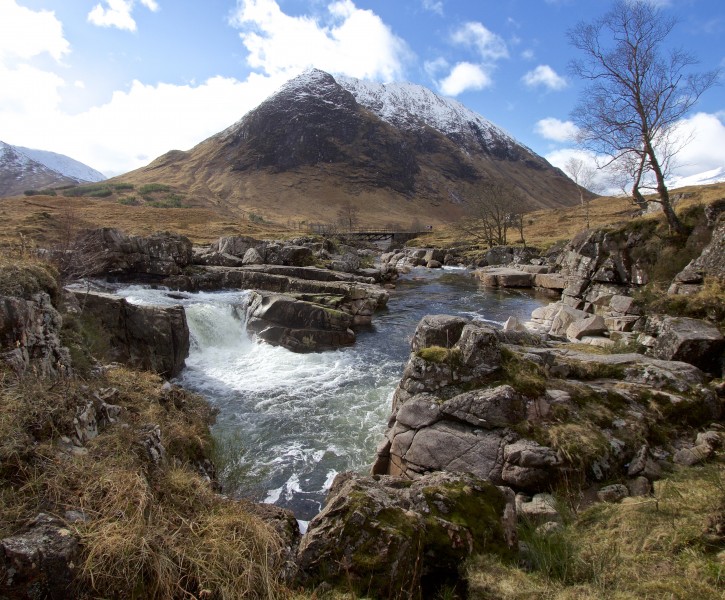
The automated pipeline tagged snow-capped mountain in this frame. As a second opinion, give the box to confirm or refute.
[336,74,517,151]
[117,68,584,223]
[0,141,105,198]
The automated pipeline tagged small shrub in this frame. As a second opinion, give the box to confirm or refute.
[249,213,265,224]
[117,196,138,206]
[109,182,134,191]
[547,423,610,472]
[139,183,172,195]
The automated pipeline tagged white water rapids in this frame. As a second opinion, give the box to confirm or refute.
[116,268,550,520]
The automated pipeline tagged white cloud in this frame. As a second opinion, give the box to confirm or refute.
[0,70,286,176]
[521,49,534,61]
[0,0,69,62]
[230,0,410,82]
[422,0,443,16]
[439,62,491,96]
[546,112,725,193]
[522,64,567,91]
[534,117,579,142]
[451,22,508,61]
[87,0,160,32]
[424,57,448,78]
[669,112,725,177]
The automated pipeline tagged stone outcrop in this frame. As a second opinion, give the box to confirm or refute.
[198,236,316,268]
[1,514,79,600]
[246,291,355,352]
[74,228,193,278]
[669,211,725,295]
[163,265,388,327]
[296,471,515,598]
[68,290,189,378]
[0,292,71,376]
[647,316,724,374]
[374,313,720,500]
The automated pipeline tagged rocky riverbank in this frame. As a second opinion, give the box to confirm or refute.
[2,203,724,598]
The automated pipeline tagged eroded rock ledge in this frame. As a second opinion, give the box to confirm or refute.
[374,314,721,490]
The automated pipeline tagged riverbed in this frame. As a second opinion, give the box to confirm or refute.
[118,267,549,521]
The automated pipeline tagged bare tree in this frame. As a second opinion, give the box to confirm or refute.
[568,0,719,235]
[336,200,360,232]
[460,179,525,246]
[564,157,597,229]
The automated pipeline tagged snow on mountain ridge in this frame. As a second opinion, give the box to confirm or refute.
[15,145,105,182]
[335,73,516,147]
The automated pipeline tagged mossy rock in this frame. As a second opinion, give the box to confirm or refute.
[0,260,59,303]
[298,472,514,598]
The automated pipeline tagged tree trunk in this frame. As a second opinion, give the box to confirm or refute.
[644,141,686,235]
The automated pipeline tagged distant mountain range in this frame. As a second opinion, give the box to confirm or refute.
[0,141,105,198]
[116,69,586,226]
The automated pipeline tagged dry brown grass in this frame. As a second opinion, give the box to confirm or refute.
[411,181,725,250]
[467,464,725,600]
[0,367,286,599]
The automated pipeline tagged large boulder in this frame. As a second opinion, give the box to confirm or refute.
[411,315,468,351]
[74,228,193,278]
[68,290,189,378]
[246,291,355,352]
[648,316,724,374]
[296,472,515,598]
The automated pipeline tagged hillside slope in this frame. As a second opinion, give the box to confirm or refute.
[116,69,584,227]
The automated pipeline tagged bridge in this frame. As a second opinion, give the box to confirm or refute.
[341,229,433,245]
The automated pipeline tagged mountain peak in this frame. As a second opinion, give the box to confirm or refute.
[0,141,106,197]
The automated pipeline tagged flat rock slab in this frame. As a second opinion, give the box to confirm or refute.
[474,268,534,288]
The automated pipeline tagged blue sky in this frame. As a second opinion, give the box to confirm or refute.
[1,0,723,183]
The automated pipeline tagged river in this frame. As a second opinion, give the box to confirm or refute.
[117,267,549,523]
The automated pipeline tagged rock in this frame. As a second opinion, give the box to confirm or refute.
[503,316,526,332]
[296,472,515,597]
[279,245,314,267]
[501,440,560,490]
[441,385,525,429]
[673,445,712,466]
[515,493,561,524]
[597,484,629,503]
[0,292,71,377]
[137,424,166,465]
[162,265,389,322]
[394,422,511,481]
[411,315,469,351]
[474,267,534,288]
[670,212,725,292]
[73,402,98,445]
[566,314,607,341]
[648,316,724,374]
[534,273,567,290]
[627,445,662,481]
[210,235,259,257]
[608,294,640,315]
[246,291,355,352]
[74,228,193,278]
[423,248,445,263]
[67,290,189,378]
[242,247,265,265]
[426,260,443,269]
[696,430,723,450]
[193,250,246,267]
[549,305,590,337]
[626,476,651,497]
[455,323,502,375]
[1,513,79,599]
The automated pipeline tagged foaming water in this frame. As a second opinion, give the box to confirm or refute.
[117,269,550,519]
